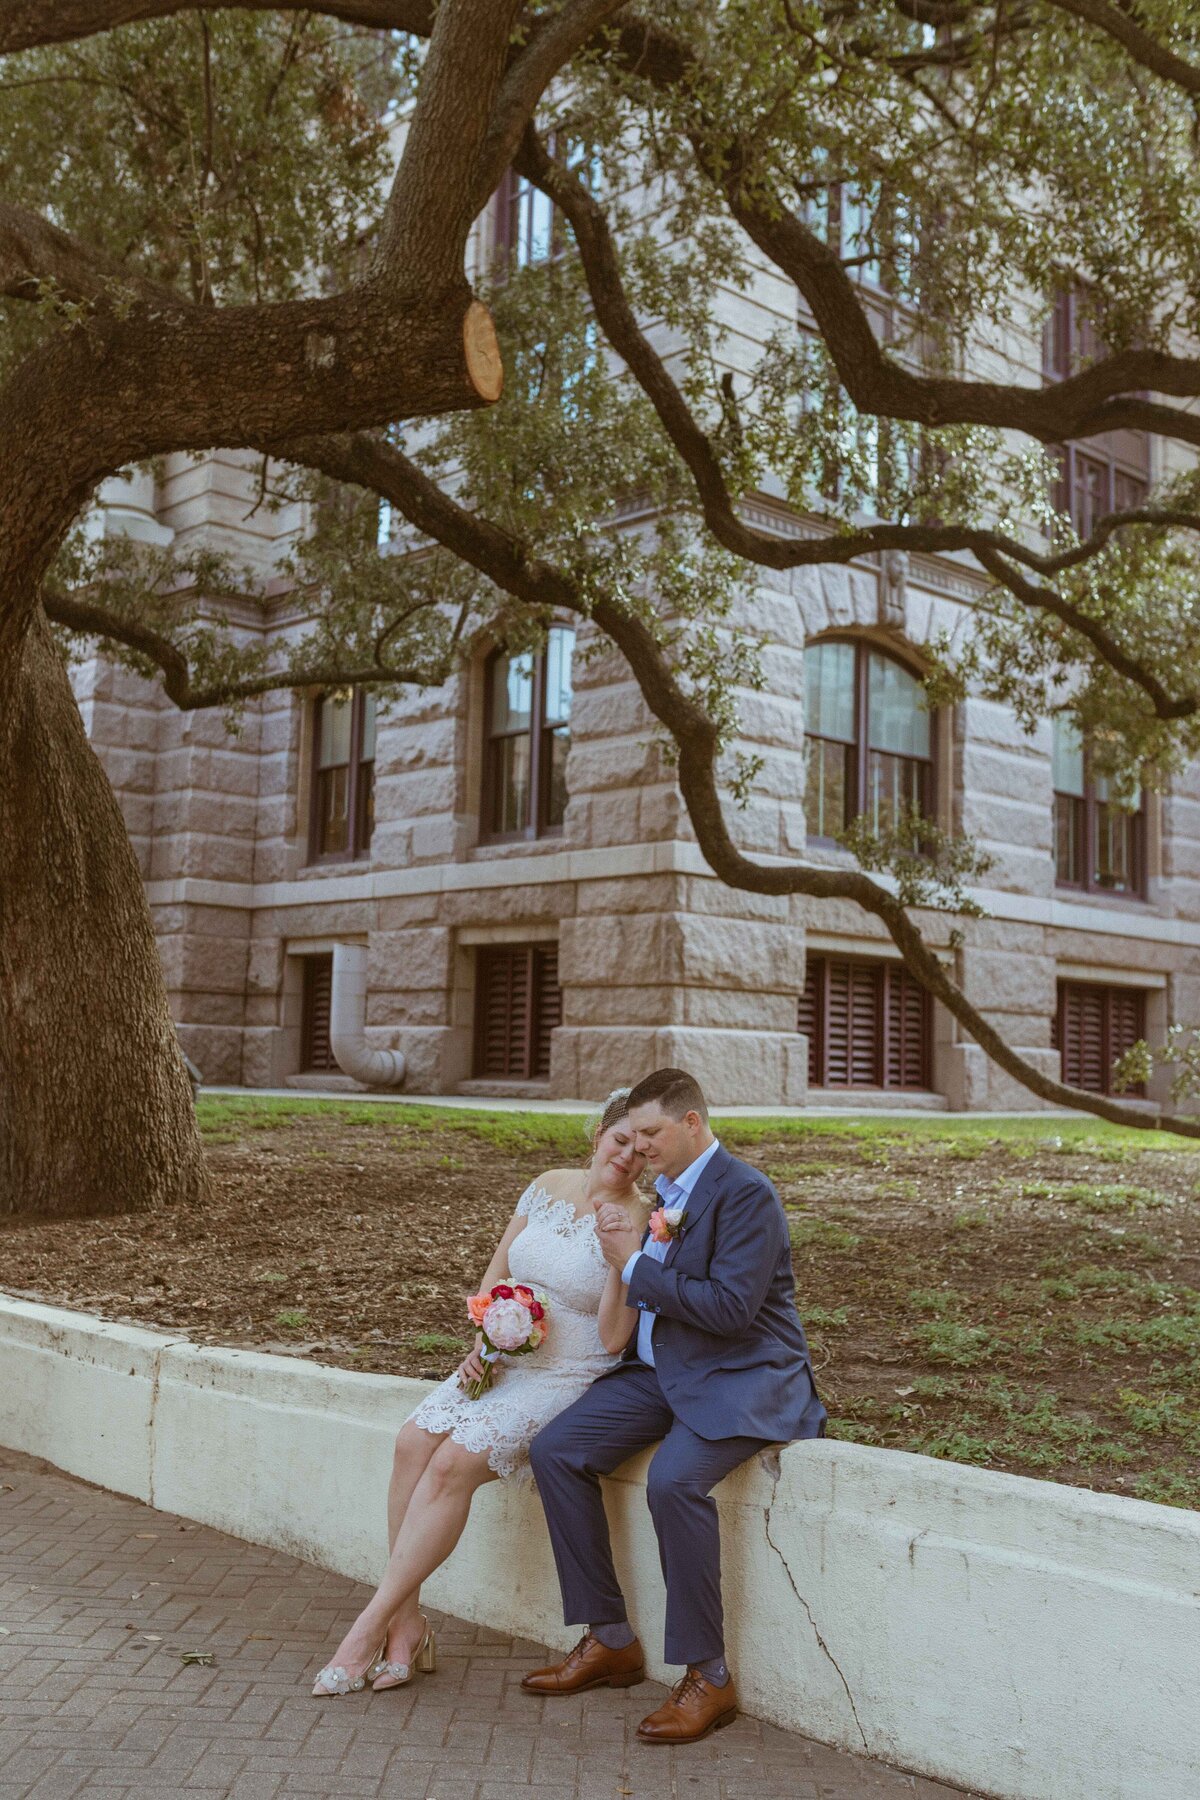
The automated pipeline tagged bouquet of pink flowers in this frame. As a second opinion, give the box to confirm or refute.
[463,1282,549,1399]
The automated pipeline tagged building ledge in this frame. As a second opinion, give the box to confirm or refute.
[455,1078,553,1102]
[807,1087,948,1112]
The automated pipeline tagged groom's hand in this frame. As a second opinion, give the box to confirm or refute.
[596,1203,642,1272]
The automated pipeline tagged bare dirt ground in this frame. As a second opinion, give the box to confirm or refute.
[2,1099,1198,1507]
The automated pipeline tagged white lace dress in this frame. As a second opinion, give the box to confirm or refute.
[406,1182,622,1480]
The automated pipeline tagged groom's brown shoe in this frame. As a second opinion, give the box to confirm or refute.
[521,1632,645,1694]
[636,1667,738,1742]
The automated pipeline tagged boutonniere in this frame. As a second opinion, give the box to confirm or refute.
[648,1205,685,1244]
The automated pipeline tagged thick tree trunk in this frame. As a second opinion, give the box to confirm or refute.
[0,608,210,1216]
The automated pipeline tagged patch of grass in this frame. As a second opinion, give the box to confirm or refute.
[874,1178,919,1202]
[1133,1469,1200,1508]
[911,1375,958,1399]
[916,1428,996,1465]
[410,1331,468,1356]
[906,1286,960,1317]
[802,1305,850,1332]
[1057,1183,1166,1213]
[258,1271,287,1284]
[1116,1390,1200,1448]
[787,1212,860,1252]
[915,1320,999,1367]
[951,1209,989,1231]
[1072,1307,1200,1354]
[275,1308,308,1330]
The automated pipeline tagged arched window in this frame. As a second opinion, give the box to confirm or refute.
[483,627,574,841]
[804,639,932,842]
[1052,718,1144,895]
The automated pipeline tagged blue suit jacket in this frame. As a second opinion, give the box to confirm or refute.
[623,1146,827,1444]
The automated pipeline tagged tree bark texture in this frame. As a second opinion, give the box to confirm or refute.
[0,610,210,1216]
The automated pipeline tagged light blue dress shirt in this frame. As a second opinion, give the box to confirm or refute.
[621,1137,722,1367]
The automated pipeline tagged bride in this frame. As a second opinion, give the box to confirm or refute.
[312,1088,649,1696]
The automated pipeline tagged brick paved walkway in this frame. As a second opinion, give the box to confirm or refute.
[0,1449,976,1800]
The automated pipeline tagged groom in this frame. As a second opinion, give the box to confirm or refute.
[524,1067,826,1743]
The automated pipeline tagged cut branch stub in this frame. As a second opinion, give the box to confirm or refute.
[463,300,503,403]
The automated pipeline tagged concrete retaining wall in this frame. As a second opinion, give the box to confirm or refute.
[2,1294,1197,1800]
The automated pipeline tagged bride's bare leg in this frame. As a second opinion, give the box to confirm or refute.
[388,1421,443,1550]
[377,1421,445,1660]
[314,1439,495,1689]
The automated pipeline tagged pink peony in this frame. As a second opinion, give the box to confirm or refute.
[647,1208,672,1244]
[482,1296,534,1351]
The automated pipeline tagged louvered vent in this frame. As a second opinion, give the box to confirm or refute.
[474,944,561,1079]
[1057,980,1145,1096]
[301,954,335,1072]
[799,955,930,1090]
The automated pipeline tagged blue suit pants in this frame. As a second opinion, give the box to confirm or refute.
[528,1362,769,1666]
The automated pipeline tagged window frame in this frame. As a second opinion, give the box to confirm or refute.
[481,629,574,844]
[472,942,562,1080]
[798,953,933,1091]
[804,636,936,846]
[307,687,376,866]
[1052,727,1146,900]
[1043,290,1151,534]
[493,140,599,272]
[1053,979,1146,1097]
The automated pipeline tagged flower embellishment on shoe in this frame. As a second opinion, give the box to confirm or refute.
[647,1206,685,1244]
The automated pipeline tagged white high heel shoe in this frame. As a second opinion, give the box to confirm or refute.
[370,1616,437,1691]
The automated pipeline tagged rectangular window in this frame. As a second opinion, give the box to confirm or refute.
[473,944,561,1080]
[1044,290,1151,534]
[301,954,335,1073]
[797,955,932,1090]
[310,690,376,863]
[483,629,574,842]
[1054,980,1145,1096]
[1052,718,1144,895]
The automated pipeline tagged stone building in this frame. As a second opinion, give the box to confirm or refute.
[74,190,1200,1110]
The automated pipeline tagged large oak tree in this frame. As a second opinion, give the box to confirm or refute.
[5,0,1200,1218]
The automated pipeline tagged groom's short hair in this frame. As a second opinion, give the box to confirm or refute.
[627,1067,709,1123]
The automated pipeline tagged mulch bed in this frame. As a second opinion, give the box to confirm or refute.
[2,1103,1198,1507]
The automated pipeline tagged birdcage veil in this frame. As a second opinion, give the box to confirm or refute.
[586,1085,633,1143]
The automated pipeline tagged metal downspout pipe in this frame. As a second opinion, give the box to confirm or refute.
[329,942,406,1088]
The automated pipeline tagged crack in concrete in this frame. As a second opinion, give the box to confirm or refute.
[146,1339,187,1511]
[762,1473,869,1752]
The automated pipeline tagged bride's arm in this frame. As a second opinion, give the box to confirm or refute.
[598,1262,639,1354]
[453,1205,530,1387]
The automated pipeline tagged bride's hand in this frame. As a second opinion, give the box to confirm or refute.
[456,1334,487,1389]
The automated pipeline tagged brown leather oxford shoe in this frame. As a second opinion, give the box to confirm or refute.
[636,1667,738,1743]
[520,1631,645,1695]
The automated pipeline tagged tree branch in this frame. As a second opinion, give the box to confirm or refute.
[973,545,1198,721]
[272,428,1200,1139]
[0,0,434,55]
[603,17,1200,452]
[518,130,1200,722]
[473,0,632,208]
[378,0,525,287]
[0,198,182,308]
[1044,0,1200,94]
[41,586,439,710]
